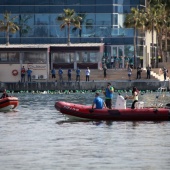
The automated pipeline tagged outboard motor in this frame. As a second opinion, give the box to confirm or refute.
[115,94,126,109]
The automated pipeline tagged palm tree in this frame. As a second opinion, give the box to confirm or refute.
[72,12,86,38]
[19,14,32,37]
[0,11,19,46]
[145,2,168,67]
[57,8,82,45]
[124,7,146,68]
[149,0,170,62]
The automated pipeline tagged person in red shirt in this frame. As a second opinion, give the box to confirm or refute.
[21,66,26,82]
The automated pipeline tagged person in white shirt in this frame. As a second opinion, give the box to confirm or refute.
[85,67,90,81]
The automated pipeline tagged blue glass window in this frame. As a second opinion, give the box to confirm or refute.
[4,0,20,5]
[80,0,95,4]
[79,6,95,13]
[34,26,49,37]
[96,14,111,26]
[35,6,49,13]
[0,0,5,5]
[50,0,66,5]
[49,26,66,38]
[49,6,65,13]
[20,0,35,5]
[96,5,112,13]
[66,0,80,5]
[20,6,34,13]
[35,14,49,25]
[4,6,19,13]
[35,0,49,5]
[20,14,34,37]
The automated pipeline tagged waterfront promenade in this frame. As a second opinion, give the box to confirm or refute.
[0,66,169,92]
[0,73,169,92]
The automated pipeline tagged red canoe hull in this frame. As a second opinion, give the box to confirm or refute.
[0,97,19,111]
[55,101,170,121]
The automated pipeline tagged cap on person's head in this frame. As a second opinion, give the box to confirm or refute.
[107,82,111,85]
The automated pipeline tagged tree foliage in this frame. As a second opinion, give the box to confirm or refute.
[57,8,82,45]
[0,11,19,45]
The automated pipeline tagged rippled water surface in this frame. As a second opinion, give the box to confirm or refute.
[0,92,170,170]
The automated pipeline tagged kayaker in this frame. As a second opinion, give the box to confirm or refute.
[0,89,9,99]
[103,82,114,109]
[92,92,107,109]
[125,87,139,109]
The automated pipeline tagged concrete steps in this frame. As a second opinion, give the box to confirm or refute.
[49,68,159,82]
[150,68,169,81]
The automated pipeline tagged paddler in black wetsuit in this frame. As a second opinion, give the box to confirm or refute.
[0,89,9,99]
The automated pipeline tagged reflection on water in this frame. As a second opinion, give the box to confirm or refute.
[0,92,170,170]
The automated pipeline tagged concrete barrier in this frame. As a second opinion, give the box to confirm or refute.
[0,80,169,92]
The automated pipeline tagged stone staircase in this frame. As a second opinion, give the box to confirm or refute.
[49,68,159,82]
[150,62,170,81]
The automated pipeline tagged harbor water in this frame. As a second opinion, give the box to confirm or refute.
[0,92,170,170]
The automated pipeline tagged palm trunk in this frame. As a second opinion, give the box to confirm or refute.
[151,22,154,68]
[134,25,137,69]
[165,27,168,51]
[156,31,159,68]
[67,23,70,46]
[6,27,9,46]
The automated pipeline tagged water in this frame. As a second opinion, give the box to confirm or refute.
[0,92,170,170]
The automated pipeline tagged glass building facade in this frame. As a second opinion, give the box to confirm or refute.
[0,0,146,63]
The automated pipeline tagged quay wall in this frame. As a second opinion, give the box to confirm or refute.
[0,81,169,92]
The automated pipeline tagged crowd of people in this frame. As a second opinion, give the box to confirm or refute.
[20,66,32,83]
[18,57,168,83]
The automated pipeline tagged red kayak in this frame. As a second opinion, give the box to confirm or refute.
[55,101,170,121]
[0,97,19,111]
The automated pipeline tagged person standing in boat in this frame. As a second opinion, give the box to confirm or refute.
[125,87,139,109]
[103,82,114,109]
[0,89,9,99]
[92,92,107,109]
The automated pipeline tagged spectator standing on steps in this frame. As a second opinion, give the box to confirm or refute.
[103,64,107,80]
[21,66,26,82]
[127,66,132,81]
[76,67,81,82]
[146,65,151,79]
[68,68,72,81]
[27,68,32,82]
[85,67,90,81]
[58,67,63,82]
[110,56,114,69]
[136,65,142,79]
[51,68,56,80]
[163,67,168,81]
